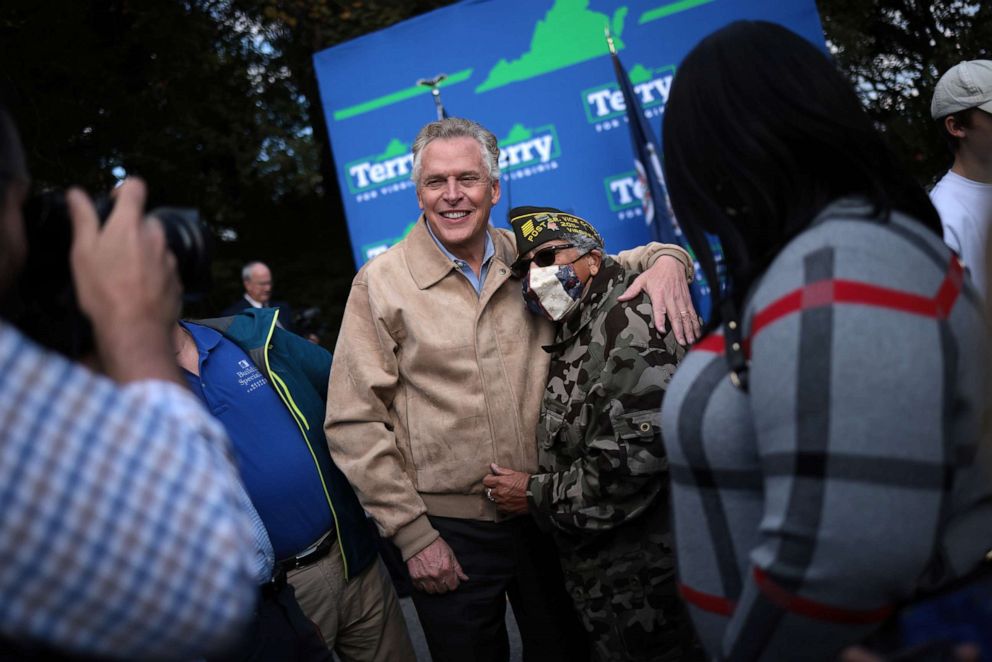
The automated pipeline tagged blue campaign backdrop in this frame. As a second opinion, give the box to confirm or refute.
[313,0,825,275]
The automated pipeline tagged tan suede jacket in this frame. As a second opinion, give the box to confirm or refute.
[325,217,692,560]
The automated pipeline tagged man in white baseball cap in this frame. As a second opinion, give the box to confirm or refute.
[929,60,992,297]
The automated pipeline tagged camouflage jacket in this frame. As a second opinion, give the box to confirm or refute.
[527,257,685,552]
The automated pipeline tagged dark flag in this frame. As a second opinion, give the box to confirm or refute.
[606,29,723,321]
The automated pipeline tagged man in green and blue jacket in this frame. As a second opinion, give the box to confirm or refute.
[175,307,415,661]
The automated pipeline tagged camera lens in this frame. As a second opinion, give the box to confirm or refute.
[13,192,212,358]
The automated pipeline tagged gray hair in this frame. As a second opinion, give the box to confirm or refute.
[410,117,501,184]
[241,261,267,281]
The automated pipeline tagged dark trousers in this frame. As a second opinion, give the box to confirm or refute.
[411,515,590,662]
[210,577,331,662]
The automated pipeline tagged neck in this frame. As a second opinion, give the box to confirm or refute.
[172,325,200,376]
[452,244,486,275]
[951,150,992,184]
[443,230,488,276]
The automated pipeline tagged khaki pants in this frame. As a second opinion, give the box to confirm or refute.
[288,547,415,662]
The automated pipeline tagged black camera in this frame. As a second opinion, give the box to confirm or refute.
[8,190,212,358]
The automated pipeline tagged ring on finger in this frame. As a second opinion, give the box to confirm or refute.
[486,488,496,502]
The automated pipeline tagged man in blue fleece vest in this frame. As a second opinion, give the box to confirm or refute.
[174,307,415,661]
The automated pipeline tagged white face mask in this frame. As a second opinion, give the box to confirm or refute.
[522,263,585,321]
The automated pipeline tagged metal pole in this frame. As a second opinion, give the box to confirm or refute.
[416,73,448,120]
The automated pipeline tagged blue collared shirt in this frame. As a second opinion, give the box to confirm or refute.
[425,220,496,295]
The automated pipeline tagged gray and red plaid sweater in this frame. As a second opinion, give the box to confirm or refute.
[661,199,992,661]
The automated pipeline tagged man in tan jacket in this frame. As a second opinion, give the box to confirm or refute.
[325,117,698,662]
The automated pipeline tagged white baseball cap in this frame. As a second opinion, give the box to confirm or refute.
[931,60,992,119]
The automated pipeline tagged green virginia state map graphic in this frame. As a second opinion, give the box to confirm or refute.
[628,63,653,84]
[331,0,716,120]
[475,0,627,92]
[500,123,534,146]
[345,138,412,193]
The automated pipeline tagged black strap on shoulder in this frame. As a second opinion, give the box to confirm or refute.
[721,299,749,391]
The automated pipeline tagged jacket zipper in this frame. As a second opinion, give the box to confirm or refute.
[263,312,350,580]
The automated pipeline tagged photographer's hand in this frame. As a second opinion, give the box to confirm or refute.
[68,178,183,385]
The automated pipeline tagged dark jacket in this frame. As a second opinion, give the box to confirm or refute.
[221,297,295,333]
[198,307,377,580]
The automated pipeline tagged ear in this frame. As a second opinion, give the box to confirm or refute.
[416,186,425,211]
[490,176,502,205]
[586,249,603,276]
[944,114,967,139]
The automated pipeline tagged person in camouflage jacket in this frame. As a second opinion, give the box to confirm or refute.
[483,206,698,662]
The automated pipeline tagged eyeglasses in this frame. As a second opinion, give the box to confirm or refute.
[510,243,577,278]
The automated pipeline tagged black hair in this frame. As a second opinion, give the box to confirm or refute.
[662,20,941,323]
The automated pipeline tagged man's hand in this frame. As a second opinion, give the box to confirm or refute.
[68,178,183,384]
[407,537,469,594]
[483,464,531,515]
[617,254,700,344]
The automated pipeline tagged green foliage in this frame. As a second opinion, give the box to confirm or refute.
[2,0,319,325]
[817,0,992,183]
[1,0,452,347]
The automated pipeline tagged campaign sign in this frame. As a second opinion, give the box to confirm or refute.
[313,0,825,269]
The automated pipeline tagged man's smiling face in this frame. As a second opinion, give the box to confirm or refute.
[415,136,501,259]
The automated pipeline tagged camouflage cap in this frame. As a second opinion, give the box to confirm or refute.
[510,206,604,260]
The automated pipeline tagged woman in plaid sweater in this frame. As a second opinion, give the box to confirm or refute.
[657,21,992,661]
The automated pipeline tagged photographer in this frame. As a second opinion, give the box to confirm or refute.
[0,106,272,659]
